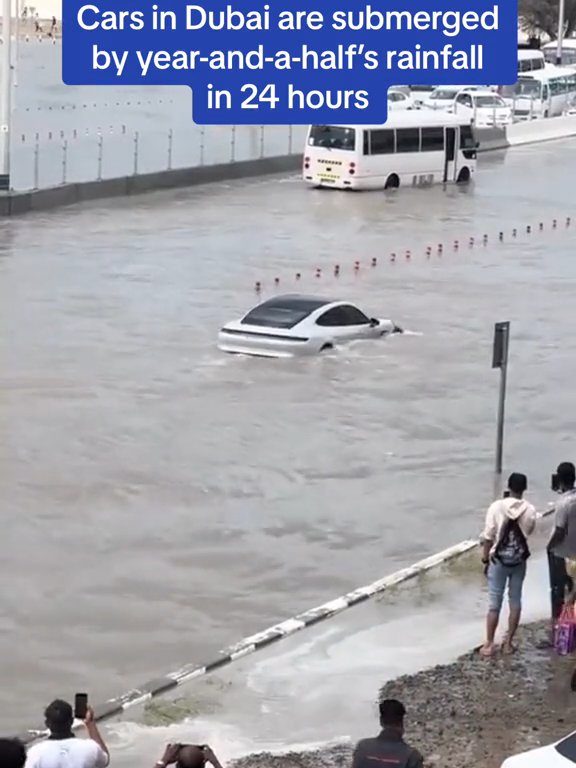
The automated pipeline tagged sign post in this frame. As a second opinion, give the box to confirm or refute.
[492,321,510,475]
[0,0,12,191]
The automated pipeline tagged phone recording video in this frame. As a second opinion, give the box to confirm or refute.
[74,693,88,720]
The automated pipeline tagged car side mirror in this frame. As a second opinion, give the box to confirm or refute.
[370,318,379,326]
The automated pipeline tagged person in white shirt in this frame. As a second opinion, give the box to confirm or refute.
[479,472,537,657]
[25,700,109,768]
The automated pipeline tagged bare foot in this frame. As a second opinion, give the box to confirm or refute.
[479,643,496,658]
[502,642,518,655]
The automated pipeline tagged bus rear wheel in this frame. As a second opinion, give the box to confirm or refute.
[384,174,400,190]
[457,167,471,184]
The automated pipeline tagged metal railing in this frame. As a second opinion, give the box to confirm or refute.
[8,123,306,192]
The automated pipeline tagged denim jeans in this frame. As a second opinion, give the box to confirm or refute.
[487,560,527,612]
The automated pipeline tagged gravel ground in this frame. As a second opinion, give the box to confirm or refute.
[233,622,576,768]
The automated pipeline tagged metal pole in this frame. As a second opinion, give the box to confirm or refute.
[13,0,19,90]
[557,0,566,65]
[495,359,508,474]
[492,321,510,475]
[0,0,13,190]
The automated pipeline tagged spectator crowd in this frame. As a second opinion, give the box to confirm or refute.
[2,461,576,768]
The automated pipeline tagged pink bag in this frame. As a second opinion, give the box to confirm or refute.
[554,604,576,656]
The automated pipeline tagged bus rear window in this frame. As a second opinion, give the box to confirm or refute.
[308,126,356,150]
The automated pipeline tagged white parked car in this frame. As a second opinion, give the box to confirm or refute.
[388,89,415,110]
[422,85,481,111]
[501,731,576,767]
[452,90,513,127]
[218,294,402,358]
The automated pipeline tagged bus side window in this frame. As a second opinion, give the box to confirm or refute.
[370,130,395,154]
[543,84,549,100]
[396,128,421,153]
[363,131,370,155]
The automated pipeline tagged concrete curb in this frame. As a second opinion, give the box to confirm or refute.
[15,538,477,745]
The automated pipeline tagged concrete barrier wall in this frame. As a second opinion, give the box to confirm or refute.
[507,114,576,146]
[0,154,302,217]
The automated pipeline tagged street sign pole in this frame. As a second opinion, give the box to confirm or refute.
[0,0,12,191]
[492,321,510,475]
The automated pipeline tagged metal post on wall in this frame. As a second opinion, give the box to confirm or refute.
[33,131,39,189]
[133,130,139,175]
[259,125,265,158]
[97,132,103,180]
[557,0,566,65]
[167,128,173,170]
[492,321,510,475]
[61,139,67,184]
[0,0,13,191]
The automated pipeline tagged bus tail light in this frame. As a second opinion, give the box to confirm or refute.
[349,162,356,175]
[304,155,310,170]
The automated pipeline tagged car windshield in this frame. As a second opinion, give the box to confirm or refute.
[308,125,356,150]
[474,95,505,107]
[241,297,328,328]
[430,90,457,100]
[555,733,576,762]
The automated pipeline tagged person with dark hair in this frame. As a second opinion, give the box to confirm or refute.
[479,472,537,657]
[154,743,224,768]
[547,462,576,627]
[0,738,26,768]
[25,701,109,768]
[351,699,423,768]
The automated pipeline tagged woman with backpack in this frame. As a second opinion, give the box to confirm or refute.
[479,472,537,658]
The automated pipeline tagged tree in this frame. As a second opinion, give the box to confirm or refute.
[519,0,576,40]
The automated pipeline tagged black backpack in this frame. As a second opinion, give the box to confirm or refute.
[494,514,530,567]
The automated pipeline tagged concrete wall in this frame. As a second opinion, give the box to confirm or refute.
[0,154,302,217]
[2,115,576,217]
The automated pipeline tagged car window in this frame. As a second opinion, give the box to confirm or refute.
[316,307,348,326]
[340,305,371,325]
[556,733,576,762]
[316,305,371,327]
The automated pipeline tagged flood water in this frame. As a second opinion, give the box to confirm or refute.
[1,138,576,735]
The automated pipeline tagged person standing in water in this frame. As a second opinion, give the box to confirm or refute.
[479,472,537,657]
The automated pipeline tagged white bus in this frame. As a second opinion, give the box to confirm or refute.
[303,112,477,191]
[542,39,576,67]
[500,65,576,118]
[518,48,546,72]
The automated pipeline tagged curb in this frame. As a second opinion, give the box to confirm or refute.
[16,538,477,744]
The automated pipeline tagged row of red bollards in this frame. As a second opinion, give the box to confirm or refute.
[254,216,573,293]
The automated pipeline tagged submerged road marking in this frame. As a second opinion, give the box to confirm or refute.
[16,538,477,744]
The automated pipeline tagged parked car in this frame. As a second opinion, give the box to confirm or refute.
[388,88,415,110]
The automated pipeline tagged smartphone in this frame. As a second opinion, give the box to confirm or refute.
[552,473,560,493]
[74,693,88,720]
[503,490,510,498]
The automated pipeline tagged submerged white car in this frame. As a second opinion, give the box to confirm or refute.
[218,294,402,358]
[501,731,576,767]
